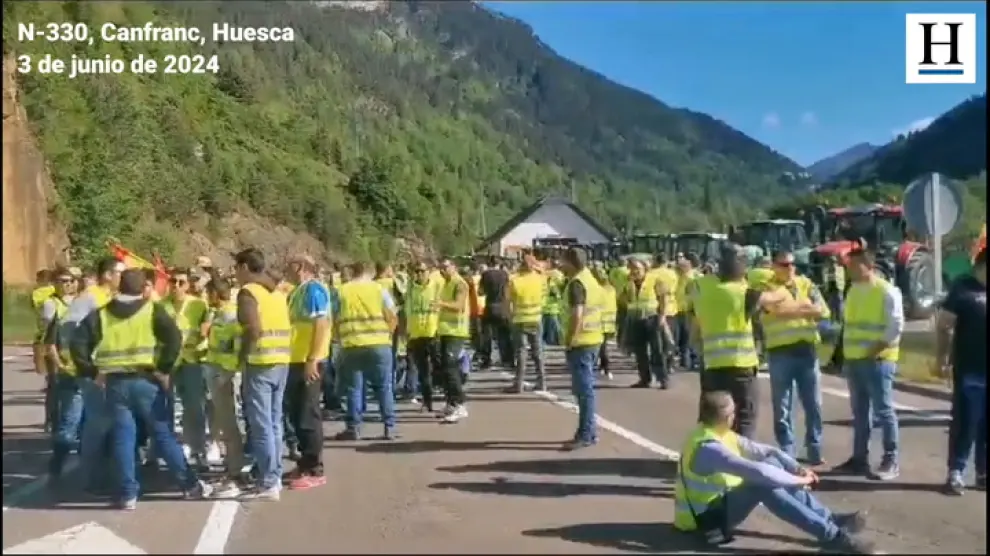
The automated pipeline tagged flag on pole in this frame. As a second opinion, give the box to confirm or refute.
[107,241,170,296]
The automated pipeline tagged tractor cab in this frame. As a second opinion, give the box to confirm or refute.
[628,233,677,262]
[674,232,728,265]
[732,219,812,272]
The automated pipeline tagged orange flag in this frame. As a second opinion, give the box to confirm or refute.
[108,241,170,295]
[973,223,986,262]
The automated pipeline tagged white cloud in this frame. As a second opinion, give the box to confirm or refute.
[800,111,818,126]
[892,117,934,137]
[762,112,781,129]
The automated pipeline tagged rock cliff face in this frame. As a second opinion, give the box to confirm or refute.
[2,58,70,285]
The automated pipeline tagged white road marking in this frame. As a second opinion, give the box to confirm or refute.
[193,501,240,554]
[2,522,147,554]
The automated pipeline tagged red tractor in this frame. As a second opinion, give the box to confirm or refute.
[807,204,937,320]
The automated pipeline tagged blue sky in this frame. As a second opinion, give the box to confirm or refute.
[484,1,987,167]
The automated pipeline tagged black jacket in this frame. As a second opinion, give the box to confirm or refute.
[70,296,182,378]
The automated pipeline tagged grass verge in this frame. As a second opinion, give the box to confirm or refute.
[3,286,36,345]
[818,330,944,386]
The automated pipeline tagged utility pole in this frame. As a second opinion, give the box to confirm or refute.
[480,184,488,237]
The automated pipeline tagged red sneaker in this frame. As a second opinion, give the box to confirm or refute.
[288,474,326,491]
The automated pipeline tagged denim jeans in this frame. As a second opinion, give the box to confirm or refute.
[566,346,599,442]
[78,377,111,487]
[174,362,208,456]
[105,374,197,501]
[541,314,561,346]
[339,346,396,430]
[243,364,289,490]
[323,345,343,411]
[49,374,84,475]
[844,359,899,461]
[768,348,823,462]
[674,313,697,369]
[725,453,839,543]
[948,373,987,475]
[512,323,545,386]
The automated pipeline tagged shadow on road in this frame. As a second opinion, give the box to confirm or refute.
[437,457,679,480]
[522,521,814,553]
[825,409,949,429]
[814,476,947,494]
[349,440,566,454]
[430,479,671,499]
[2,431,50,499]
[2,394,45,408]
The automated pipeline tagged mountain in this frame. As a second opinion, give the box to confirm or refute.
[2,0,801,262]
[831,94,986,187]
[806,143,878,182]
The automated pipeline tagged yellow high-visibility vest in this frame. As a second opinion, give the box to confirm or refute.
[675,270,700,313]
[693,275,759,369]
[32,285,56,310]
[601,284,617,335]
[843,279,900,362]
[625,274,659,318]
[437,276,470,338]
[406,281,440,340]
[562,268,605,348]
[288,280,332,363]
[337,281,392,348]
[763,276,829,350]
[650,267,679,316]
[206,301,240,372]
[673,425,745,532]
[49,296,76,376]
[162,295,209,364]
[93,301,157,371]
[746,268,775,292]
[510,271,546,325]
[241,283,292,365]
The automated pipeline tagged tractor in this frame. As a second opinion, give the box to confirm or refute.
[806,203,938,320]
[731,219,814,275]
[672,232,730,267]
[628,233,677,263]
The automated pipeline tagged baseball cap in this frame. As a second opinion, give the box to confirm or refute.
[195,256,213,268]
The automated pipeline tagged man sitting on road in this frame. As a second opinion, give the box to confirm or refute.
[673,391,878,554]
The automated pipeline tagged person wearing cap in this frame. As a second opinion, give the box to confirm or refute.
[234,248,293,501]
[506,253,548,393]
[559,247,606,450]
[61,257,123,491]
[282,254,331,490]
[762,249,830,466]
[70,268,212,509]
[688,244,816,439]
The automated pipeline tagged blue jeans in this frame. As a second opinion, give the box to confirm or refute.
[768,348,823,462]
[339,346,396,430]
[566,346,599,442]
[725,453,839,543]
[948,373,987,475]
[243,364,289,490]
[49,374,84,475]
[78,377,111,487]
[541,314,561,346]
[105,374,197,501]
[174,362,208,456]
[844,359,899,461]
[674,313,697,369]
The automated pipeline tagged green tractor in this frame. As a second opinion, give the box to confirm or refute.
[627,233,677,264]
[731,219,814,274]
[672,232,729,267]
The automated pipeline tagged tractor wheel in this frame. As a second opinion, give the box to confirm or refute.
[898,249,937,320]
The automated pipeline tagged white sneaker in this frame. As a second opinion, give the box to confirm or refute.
[441,405,468,424]
[185,480,214,500]
[241,485,280,502]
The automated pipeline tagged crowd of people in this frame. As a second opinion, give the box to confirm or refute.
[26,241,986,554]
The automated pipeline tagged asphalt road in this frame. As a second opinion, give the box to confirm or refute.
[2,343,984,554]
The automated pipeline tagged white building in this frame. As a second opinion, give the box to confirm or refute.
[476,196,614,256]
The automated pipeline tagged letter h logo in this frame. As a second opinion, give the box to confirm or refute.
[905,14,978,84]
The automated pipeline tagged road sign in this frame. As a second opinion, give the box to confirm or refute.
[902,172,962,237]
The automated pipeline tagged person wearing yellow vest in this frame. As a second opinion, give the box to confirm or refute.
[433,258,472,423]
[763,250,830,466]
[541,261,565,347]
[162,267,213,469]
[32,269,56,390]
[650,254,680,372]
[69,268,211,509]
[623,258,670,389]
[689,245,815,439]
[60,257,122,490]
[331,261,399,440]
[233,248,293,501]
[559,248,606,450]
[608,259,631,345]
[506,254,548,393]
[747,256,775,367]
[40,267,82,480]
[281,254,332,490]
[674,254,702,371]
[674,391,875,553]
[374,263,404,389]
[593,266,617,381]
[833,248,904,481]
[36,268,78,433]
[201,277,248,498]
[406,262,443,412]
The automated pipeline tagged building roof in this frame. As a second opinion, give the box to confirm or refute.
[475,196,615,252]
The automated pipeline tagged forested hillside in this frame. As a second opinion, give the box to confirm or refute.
[2,0,800,263]
[806,143,877,182]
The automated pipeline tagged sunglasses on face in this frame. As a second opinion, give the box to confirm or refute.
[56,277,74,284]
[775,261,794,268]
[171,278,189,285]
